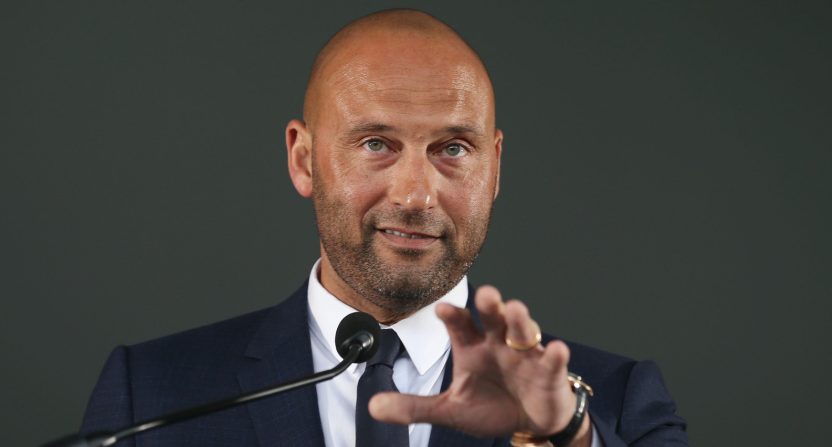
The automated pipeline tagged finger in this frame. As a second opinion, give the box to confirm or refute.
[436,302,482,347]
[474,285,507,340]
[369,391,443,425]
[504,300,542,351]
[540,339,570,376]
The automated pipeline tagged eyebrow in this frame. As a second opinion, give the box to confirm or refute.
[344,122,486,138]
[345,122,397,136]
[443,124,485,138]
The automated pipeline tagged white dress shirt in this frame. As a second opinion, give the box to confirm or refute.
[305,260,601,447]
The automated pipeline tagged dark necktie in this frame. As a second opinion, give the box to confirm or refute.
[355,329,410,447]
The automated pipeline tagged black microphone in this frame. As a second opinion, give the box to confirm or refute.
[335,311,380,362]
[42,312,380,447]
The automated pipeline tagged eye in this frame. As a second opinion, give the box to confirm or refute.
[443,143,467,157]
[363,139,387,152]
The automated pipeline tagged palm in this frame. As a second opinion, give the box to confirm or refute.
[370,285,577,438]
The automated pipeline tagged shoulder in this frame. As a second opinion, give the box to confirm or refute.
[117,284,309,400]
[118,306,279,412]
[82,284,311,435]
[127,307,272,368]
[125,282,309,370]
[81,307,277,434]
[542,334,687,443]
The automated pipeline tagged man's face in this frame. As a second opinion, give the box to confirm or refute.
[305,35,502,317]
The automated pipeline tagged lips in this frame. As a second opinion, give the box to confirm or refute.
[376,227,441,249]
[381,228,437,239]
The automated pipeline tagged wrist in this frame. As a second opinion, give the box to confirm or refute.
[511,373,594,447]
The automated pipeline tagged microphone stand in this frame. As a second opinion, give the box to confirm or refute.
[43,344,363,447]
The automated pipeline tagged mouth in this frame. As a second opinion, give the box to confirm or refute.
[380,228,438,239]
[376,227,441,249]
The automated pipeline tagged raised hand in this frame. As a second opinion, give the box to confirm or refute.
[369,285,591,445]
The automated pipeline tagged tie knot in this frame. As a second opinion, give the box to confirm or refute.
[368,329,403,368]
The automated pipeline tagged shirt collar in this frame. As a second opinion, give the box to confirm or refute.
[307,259,468,375]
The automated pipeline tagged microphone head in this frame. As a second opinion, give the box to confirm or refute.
[335,312,381,363]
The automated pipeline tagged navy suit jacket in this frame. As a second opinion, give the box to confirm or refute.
[81,283,687,446]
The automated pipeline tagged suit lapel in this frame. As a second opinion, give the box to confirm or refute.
[236,282,326,446]
[428,284,497,447]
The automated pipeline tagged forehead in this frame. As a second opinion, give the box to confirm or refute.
[315,36,494,133]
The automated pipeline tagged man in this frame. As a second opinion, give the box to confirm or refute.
[81,9,687,447]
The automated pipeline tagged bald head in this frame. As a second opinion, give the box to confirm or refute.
[303,9,495,128]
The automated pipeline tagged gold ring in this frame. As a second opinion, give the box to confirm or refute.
[505,326,542,351]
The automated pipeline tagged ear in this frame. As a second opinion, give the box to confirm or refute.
[286,119,313,198]
[493,128,503,200]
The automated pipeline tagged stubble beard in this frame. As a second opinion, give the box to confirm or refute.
[312,175,491,319]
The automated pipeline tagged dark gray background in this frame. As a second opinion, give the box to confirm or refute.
[2,1,830,445]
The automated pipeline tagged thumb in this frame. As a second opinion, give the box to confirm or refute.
[369,391,443,425]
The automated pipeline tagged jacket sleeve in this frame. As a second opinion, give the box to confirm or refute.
[592,360,688,446]
[80,346,136,447]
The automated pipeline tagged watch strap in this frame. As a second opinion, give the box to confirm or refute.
[548,376,589,446]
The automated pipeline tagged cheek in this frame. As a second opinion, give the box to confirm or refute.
[326,155,387,212]
[439,168,496,225]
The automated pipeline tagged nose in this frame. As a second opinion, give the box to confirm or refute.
[387,151,437,211]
